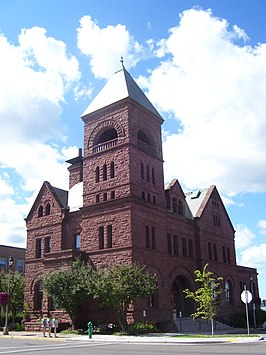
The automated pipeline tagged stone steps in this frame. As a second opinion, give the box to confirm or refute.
[174,317,232,333]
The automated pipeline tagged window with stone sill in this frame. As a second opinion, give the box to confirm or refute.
[75,234,81,250]
[0,258,7,272]
[44,237,51,253]
[110,161,115,178]
[36,239,42,258]
[17,260,24,273]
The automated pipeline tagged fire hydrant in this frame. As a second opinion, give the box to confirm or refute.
[88,321,93,338]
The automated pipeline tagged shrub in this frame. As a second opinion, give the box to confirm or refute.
[127,322,158,335]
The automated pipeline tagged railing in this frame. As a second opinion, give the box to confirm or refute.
[92,139,118,153]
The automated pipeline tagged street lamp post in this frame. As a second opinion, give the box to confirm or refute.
[3,256,14,335]
[249,275,257,329]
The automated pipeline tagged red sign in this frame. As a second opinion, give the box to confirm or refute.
[0,292,9,305]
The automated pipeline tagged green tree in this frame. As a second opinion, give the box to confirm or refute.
[42,259,93,329]
[0,271,25,323]
[92,263,157,333]
[183,263,224,335]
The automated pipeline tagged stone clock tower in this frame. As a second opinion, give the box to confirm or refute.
[79,63,165,266]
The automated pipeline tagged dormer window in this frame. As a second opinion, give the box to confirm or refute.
[45,203,51,216]
[38,206,43,217]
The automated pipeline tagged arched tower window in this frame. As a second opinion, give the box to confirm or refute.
[137,130,150,145]
[110,161,115,178]
[95,166,100,182]
[103,164,107,181]
[98,128,117,144]
[38,206,43,217]
[45,203,51,215]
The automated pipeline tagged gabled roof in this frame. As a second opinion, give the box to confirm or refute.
[25,181,68,221]
[81,65,162,118]
[185,185,235,231]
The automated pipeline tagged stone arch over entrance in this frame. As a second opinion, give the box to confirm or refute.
[171,275,194,317]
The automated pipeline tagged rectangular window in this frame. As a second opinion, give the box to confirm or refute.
[111,191,115,199]
[141,162,144,179]
[213,243,218,261]
[44,237,51,253]
[182,238,187,257]
[188,239,193,258]
[36,239,42,258]
[110,162,115,178]
[103,192,107,201]
[151,227,156,250]
[145,225,150,248]
[167,233,172,254]
[222,246,226,263]
[103,164,107,181]
[75,234,81,250]
[146,165,150,182]
[142,191,145,200]
[99,226,104,249]
[153,195,156,204]
[95,166,100,183]
[107,225,112,248]
[227,247,231,264]
[96,194,100,203]
[208,242,213,260]
[17,260,24,273]
[152,167,155,184]
[0,258,7,272]
[173,235,179,256]
[147,193,151,202]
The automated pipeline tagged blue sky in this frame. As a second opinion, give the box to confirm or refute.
[0,0,265,301]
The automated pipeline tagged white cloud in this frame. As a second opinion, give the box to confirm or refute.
[140,8,266,196]
[240,244,266,267]
[257,219,266,234]
[0,27,81,247]
[0,27,80,144]
[77,16,146,79]
[235,224,256,249]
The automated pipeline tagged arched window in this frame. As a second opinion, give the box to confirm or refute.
[34,281,43,310]
[172,198,177,213]
[98,128,117,143]
[137,130,150,145]
[45,203,51,215]
[141,162,144,179]
[178,200,183,216]
[38,205,43,217]
[95,166,100,182]
[225,280,234,304]
[110,161,115,178]
[103,164,107,180]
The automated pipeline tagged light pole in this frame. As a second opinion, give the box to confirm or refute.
[249,275,257,329]
[3,256,14,335]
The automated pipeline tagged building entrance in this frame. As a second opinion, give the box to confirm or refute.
[171,275,193,317]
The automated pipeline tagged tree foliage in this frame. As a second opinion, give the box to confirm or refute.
[42,259,93,329]
[0,271,25,322]
[183,263,224,335]
[92,263,157,333]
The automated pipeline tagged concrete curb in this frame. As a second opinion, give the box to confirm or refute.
[2,332,265,344]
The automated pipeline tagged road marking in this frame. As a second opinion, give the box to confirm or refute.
[0,342,112,354]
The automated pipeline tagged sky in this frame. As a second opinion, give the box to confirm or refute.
[0,0,265,300]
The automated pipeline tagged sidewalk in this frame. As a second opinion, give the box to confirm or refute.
[2,331,265,344]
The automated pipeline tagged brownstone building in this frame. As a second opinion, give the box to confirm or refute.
[24,64,259,330]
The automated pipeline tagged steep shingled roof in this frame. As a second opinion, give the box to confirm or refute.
[81,65,162,118]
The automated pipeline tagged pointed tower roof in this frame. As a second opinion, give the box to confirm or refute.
[81,64,162,118]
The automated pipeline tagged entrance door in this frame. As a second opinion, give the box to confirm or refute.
[171,275,193,317]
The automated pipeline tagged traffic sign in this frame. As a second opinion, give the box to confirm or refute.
[241,290,252,304]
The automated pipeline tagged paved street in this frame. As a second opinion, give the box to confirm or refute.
[0,336,265,355]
